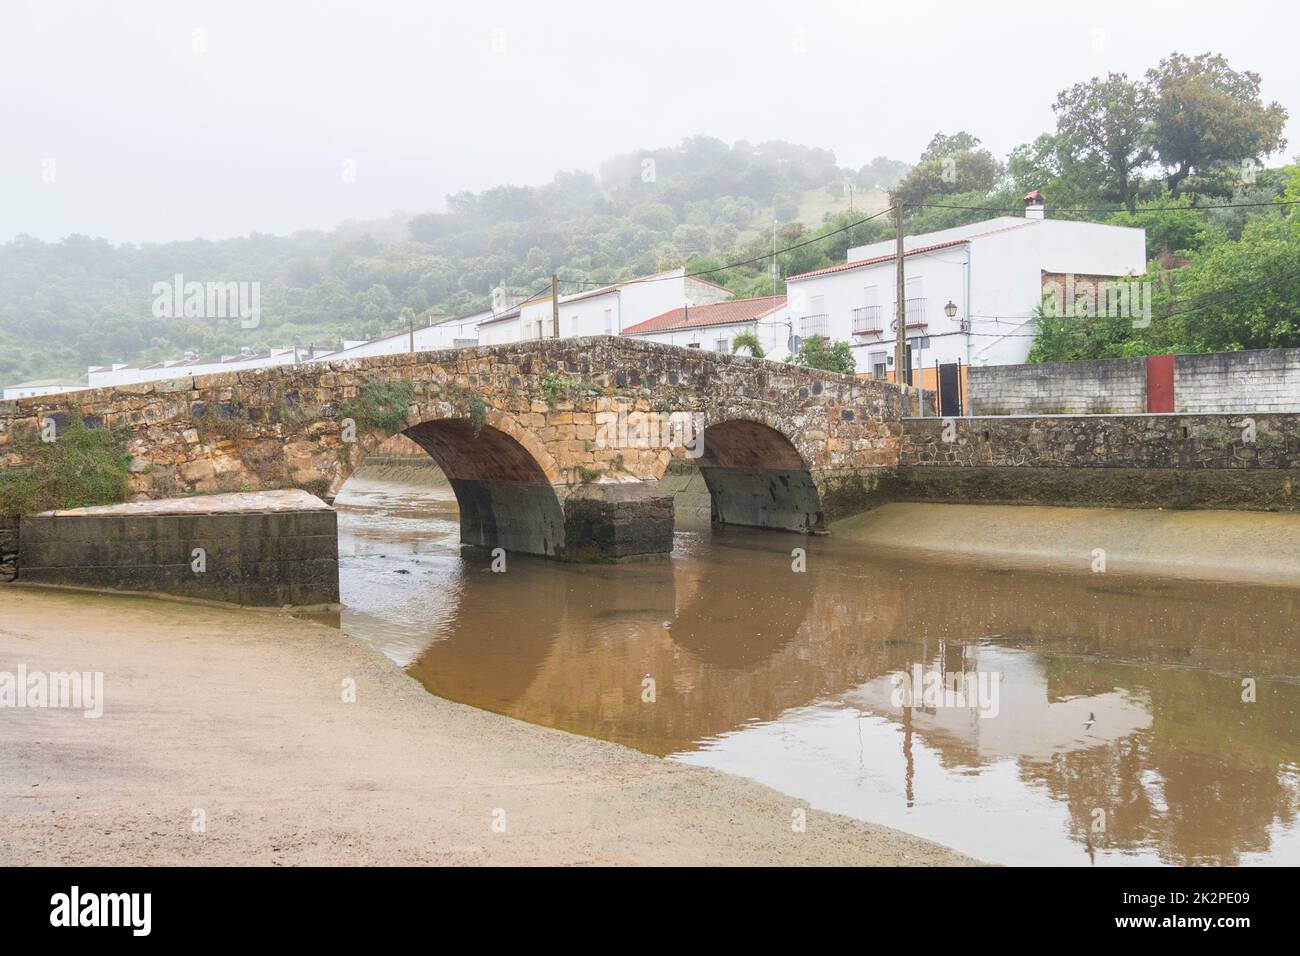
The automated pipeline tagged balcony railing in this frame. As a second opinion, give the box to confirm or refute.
[904,297,927,327]
[852,305,883,335]
[881,298,930,331]
[799,314,830,339]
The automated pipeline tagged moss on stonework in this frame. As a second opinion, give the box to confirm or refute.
[540,373,590,406]
[293,478,332,500]
[0,412,131,516]
[342,380,415,434]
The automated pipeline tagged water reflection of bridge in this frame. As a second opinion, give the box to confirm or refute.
[405,532,1300,865]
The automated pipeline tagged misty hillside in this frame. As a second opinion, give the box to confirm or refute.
[0,138,904,383]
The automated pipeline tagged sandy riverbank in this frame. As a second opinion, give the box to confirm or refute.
[0,587,974,866]
[835,502,1300,587]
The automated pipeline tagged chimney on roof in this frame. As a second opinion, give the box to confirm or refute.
[1023,190,1045,220]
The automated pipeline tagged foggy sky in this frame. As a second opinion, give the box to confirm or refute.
[3,0,1296,244]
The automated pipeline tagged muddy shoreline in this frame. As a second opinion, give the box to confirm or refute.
[834,501,1300,587]
[0,587,975,866]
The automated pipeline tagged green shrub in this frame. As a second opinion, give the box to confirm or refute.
[540,373,589,406]
[731,329,766,358]
[0,415,131,515]
[790,335,856,375]
[342,380,415,433]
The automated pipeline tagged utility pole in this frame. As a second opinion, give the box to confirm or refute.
[893,200,907,387]
[771,220,777,298]
[551,273,559,338]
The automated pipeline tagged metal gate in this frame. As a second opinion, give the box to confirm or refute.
[936,361,963,417]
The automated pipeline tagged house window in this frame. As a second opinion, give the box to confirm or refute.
[869,350,888,380]
[603,309,613,334]
[801,293,829,339]
[716,337,729,353]
[687,341,701,348]
[570,316,579,337]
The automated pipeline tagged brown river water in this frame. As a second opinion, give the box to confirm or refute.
[329,475,1300,866]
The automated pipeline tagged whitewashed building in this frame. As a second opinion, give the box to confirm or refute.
[621,295,791,359]
[84,344,351,389]
[474,268,733,345]
[784,193,1147,384]
[2,378,91,400]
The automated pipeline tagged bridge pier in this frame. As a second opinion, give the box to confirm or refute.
[560,483,674,561]
[449,478,674,561]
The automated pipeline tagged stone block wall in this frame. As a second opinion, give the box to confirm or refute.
[969,347,1300,416]
[15,492,339,605]
[969,358,1148,415]
[1174,348,1300,413]
[898,413,1299,511]
[0,514,17,582]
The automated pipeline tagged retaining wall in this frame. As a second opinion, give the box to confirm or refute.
[968,347,1300,416]
[896,413,1299,511]
[14,490,339,605]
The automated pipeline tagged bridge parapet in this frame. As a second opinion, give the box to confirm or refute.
[1,337,907,561]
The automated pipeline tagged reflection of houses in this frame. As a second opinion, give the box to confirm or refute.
[621,295,791,358]
[783,192,1146,394]
[849,645,1152,763]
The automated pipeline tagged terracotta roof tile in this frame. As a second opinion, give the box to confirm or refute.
[621,296,786,335]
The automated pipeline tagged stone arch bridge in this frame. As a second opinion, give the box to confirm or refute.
[0,337,906,559]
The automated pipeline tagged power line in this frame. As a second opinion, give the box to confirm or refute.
[956,265,1300,339]
[565,206,896,289]
[916,198,1300,216]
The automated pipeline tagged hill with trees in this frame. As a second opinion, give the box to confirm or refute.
[1,49,1296,384]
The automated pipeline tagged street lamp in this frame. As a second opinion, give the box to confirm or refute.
[944,299,967,333]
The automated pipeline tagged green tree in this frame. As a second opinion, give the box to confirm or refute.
[1007,133,1105,211]
[1156,216,1300,352]
[791,335,856,374]
[1145,52,1288,198]
[890,132,1003,208]
[1107,192,1208,259]
[1052,73,1152,213]
[920,132,984,161]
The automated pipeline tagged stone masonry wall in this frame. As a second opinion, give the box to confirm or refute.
[0,515,17,582]
[898,413,1299,510]
[0,337,907,536]
[18,498,338,605]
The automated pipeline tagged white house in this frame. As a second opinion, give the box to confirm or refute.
[784,192,1147,388]
[474,268,733,345]
[1,378,91,400]
[84,345,348,389]
[621,296,791,359]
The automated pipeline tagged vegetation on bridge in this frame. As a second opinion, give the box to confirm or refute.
[0,413,131,515]
[342,380,416,434]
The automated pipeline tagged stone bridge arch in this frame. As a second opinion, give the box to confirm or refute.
[338,408,567,556]
[0,337,908,562]
[694,416,825,532]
